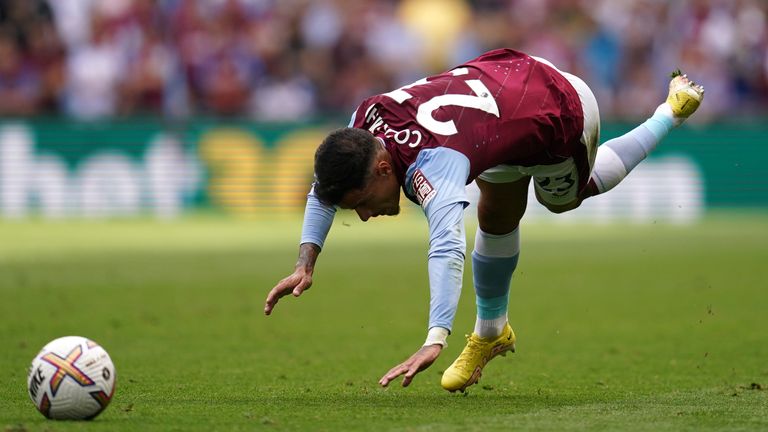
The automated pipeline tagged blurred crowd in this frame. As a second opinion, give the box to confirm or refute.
[0,0,765,122]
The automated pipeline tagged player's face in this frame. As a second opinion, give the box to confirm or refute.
[339,172,400,222]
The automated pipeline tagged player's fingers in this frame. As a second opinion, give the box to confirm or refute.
[264,278,297,315]
[401,376,412,387]
[402,361,423,387]
[292,278,312,297]
[401,371,415,388]
[263,294,279,315]
[264,287,285,311]
[379,364,408,387]
[264,291,278,315]
[381,365,406,383]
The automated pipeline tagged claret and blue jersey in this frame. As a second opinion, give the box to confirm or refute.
[353,48,585,187]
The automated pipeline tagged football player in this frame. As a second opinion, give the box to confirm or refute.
[265,48,704,392]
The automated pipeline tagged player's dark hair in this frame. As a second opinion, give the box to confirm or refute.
[314,128,378,205]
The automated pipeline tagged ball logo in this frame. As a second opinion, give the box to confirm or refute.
[41,345,95,396]
[28,366,45,400]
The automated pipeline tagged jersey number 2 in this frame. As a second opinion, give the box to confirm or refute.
[382,68,500,136]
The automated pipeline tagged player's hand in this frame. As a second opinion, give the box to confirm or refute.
[379,344,442,388]
[265,243,320,316]
[264,268,313,315]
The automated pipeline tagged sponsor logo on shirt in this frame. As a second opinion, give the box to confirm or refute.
[412,169,436,207]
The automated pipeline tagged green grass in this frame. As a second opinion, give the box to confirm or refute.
[1,214,767,431]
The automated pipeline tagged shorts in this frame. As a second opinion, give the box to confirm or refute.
[477,56,601,206]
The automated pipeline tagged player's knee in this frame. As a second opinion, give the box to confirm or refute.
[477,198,526,234]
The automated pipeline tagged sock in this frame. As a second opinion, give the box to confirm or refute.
[472,227,519,338]
[589,106,674,194]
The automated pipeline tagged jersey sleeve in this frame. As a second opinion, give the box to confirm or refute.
[299,184,337,249]
[405,147,470,333]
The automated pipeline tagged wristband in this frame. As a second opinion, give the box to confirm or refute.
[423,327,449,348]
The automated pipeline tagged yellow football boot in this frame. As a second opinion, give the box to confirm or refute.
[665,69,705,125]
[441,323,516,392]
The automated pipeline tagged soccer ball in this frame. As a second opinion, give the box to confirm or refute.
[27,336,116,420]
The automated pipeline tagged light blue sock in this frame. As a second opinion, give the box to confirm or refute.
[473,252,518,319]
[591,109,674,194]
[472,228,520,338]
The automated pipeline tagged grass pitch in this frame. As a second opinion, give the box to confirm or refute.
[1,214,767,431]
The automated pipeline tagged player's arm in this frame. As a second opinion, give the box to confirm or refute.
[266,110,360,315]
[420,155,470,346]
[379,148,470,387]
[264,185,336,315]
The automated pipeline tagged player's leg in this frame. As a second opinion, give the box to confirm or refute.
[583,71,705,199]
[473,177,528,338]
[533,66,600,214]
[536,70,704,212]
[441,175,528,392]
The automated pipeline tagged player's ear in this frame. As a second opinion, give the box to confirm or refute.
[375,160,392,177]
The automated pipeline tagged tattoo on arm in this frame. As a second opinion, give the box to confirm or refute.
[297,243,321,271]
